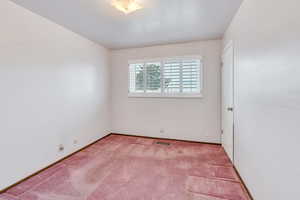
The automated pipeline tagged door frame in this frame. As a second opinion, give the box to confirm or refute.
[221,40,235,164]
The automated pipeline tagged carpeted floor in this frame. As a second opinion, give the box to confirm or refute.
[0,134,250,200]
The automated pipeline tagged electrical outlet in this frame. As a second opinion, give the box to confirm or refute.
[160,128,165,134]
[58,144,64,152]
[73,139,78,144]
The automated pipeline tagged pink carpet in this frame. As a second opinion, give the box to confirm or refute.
[0,134,250,200]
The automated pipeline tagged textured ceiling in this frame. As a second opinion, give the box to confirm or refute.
[10,0,243,49]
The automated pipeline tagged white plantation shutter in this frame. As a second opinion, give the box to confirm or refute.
[163,60,181,93]
[181,59,201,93]
[129,57,202,97]
[129,63,145,93]
[163,58,201,94]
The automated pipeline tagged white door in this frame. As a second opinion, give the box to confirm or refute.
[222,42,234,162]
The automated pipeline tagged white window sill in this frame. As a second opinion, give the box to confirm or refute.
[128,93,203,99]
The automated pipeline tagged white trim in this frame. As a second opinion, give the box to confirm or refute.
[179,60,183,93]
[128,93,203,99]
[199,60,204,96]
[128,55,203,64]
[161,60,165,95]
[143,63,147,93]
[221,40,235,164]
[223,40,233,56]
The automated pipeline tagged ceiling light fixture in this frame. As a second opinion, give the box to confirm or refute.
[112,0,142,14]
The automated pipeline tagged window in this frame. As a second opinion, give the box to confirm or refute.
[129,56,203,98]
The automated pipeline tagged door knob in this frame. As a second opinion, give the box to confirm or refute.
[227,107,234,111]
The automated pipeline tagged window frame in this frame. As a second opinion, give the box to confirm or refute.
[128,56,203,98]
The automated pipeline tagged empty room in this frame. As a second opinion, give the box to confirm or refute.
[0,0,299,199]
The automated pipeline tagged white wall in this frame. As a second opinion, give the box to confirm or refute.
[223,0,300,199]
[0,1,110,190]
[111,41,221,143]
